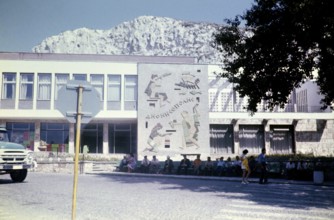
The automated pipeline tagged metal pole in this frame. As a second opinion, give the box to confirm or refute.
[72,85,83,220]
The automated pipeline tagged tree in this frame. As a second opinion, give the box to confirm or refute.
[214,0,334,113]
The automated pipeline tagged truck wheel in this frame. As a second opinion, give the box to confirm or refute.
[10,169,28,182]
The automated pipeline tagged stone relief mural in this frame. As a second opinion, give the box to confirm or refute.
[138,64,209,158]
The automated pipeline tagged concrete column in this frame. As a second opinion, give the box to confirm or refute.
[34,121,41,152]
[263,119,270,154]
[232,119,240,155]
[103,123,109,154]
[69,123,75,154]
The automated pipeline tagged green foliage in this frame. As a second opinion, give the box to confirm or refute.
[78,154,120,162]
[265,153,334,162]
[214,0,334,113]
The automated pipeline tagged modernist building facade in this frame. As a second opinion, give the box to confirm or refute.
[0,52,333,160]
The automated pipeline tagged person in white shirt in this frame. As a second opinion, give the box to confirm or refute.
[140,155,150,173]
[150,155,160,174]
[215,157,226,176]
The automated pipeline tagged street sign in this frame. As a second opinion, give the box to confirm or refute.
[55,80,102,124]
[55,80,103,219]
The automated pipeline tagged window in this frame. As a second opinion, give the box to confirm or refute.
[20,73,34,100]
[109,123,137,154]
[270,125,294,154]
[239,125,264,154]
[107,75,121,101]
[79,123,103,153]
[124,75,137,110]
[73,74,86,81]
[124,75,137,101]
[38,73,51,100]
[41,123,69,152]
[6,122,35,150]
[55,74,69,100]
[297,89,308,112]
[90,74,104,100]
[2,73,16,99]
[210,124,234,154]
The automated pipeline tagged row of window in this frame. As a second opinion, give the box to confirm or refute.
[6,122,295,155]
[1,72,138,102]
[5,122,136,154]
[210,124,295,155]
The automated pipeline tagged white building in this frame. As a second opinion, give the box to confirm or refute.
[0,52,333,160]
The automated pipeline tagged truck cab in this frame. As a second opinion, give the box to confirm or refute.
[0,127,33,182]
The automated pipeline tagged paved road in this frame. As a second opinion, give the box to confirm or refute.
[1,172,333,220]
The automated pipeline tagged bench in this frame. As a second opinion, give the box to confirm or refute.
[180,153,200,158]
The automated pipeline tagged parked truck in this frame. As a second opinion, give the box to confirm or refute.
[0,127,33,182]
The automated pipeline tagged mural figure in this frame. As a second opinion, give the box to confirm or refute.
[180,111,200,149]
[144,123,171,152]
[144,74,170,107]
[192,99,200,139]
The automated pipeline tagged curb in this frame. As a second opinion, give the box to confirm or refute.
[86,171,334,187]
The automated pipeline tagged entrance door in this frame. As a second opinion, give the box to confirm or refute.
[114,131,131,153]
[80,124,103,153]
[108,123,136,154]
[270,125,294,154]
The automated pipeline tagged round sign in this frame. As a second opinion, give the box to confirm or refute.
[55,80,102,123]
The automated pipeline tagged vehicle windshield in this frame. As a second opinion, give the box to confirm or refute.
[0,144,25,150]
[0,131,9,142]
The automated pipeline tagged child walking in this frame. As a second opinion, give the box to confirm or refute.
[241,149,251,184]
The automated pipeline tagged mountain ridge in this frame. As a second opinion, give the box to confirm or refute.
[33,16,224,64]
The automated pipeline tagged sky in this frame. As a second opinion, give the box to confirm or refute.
[0,0,254,52]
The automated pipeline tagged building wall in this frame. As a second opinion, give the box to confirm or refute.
[0,53,333,159]
[137,63,210,159]
[295,119,334,156]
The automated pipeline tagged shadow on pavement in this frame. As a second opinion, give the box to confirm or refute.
[93,172,334,211]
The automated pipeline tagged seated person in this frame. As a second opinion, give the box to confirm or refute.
[193,155,202,175]
[177,155,191,175]
[140,155,150,173]
[127,153,137,173]
[215,157,226,176]
[204,157,214,176]
[118,156,128,172]
[232,156,242,176]
[163,156,174,174]
[150,155,160,174]
[225,157,233,175]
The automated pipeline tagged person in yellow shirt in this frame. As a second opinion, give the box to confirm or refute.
[193,155,202,175]
[241,149,250,184]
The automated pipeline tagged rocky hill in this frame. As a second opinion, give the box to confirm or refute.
[32,16,224,64]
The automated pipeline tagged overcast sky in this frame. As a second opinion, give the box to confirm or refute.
[0,0,254,52]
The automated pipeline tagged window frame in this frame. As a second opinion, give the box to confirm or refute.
[37,73,52,100]
[90,74,104,100]
[2,72,16,100]
[124,75,137,101]
[107,75,121,101]
[55,73,69,100]
[19,73,34,100]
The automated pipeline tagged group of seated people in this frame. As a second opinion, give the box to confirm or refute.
[118,154,174,174]
[177,154,243,176]
[285,159,313,180]
[118,153,137,173]
[118,154,245,176]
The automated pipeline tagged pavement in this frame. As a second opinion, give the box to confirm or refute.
[87,171,334,187]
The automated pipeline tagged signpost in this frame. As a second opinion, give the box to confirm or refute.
[56,80,101,220]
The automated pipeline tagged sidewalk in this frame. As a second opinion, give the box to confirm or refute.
[87,171,334,187]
